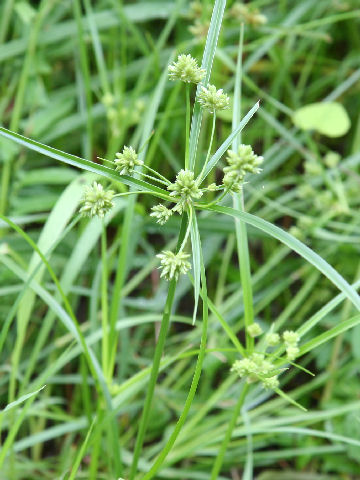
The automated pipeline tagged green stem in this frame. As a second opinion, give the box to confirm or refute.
[143,164,171,185]
[210,382,249,480]
[185,84,191,170]
[129,215,188,480]
[197,113,216,184]
[179,208,192,252]
[232,24,254,352]
[101,220,109,377]
[140,250,209,480]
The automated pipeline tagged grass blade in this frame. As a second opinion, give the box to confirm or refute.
[189,0,226,172]
[0,127,171,201]
[208,205,360,311]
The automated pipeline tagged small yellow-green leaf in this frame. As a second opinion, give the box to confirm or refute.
[293,102,351,137]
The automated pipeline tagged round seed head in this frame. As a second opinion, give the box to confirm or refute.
[150,204,173,225]
[79,182,114,218]
[265,332,280,347]
[247,323,263,338]
[156,250,191,281]
[114,146,143,175]
[167,169,202,212]
[283,330,299,346]
[197,84,230,113]
[168,54,206,84]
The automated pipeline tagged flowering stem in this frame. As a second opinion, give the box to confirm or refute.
[135,169,169,186]
[129,216,188,480]
[142,164,171,185]
[232,23,254,353]
[141,250,209,480]
[185,84,191,170]
[197,113,216,184]
[101,219,109,377]
[210,382,249,480]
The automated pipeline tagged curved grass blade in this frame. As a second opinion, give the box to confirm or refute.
[189,0,226,172]
[201,101,259,182]
[208,205,360,311]
[0,127,171,201]
[190,206,201,325]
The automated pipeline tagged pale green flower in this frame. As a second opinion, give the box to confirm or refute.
[223,170,244,193]
[286,345,300,361]
[150,204,173,225]
[247,323,262,338]
[114,146,143,175]
[197,84,230,113]
[168,54,205,84]
[224,144,263,176]
[283,330,299,346]
[167,169,202,213]
[262,375,279,390]
[223,144,263,192]
[265,332,280,347]
[80,182,114,218]
[157,250,191,281]
[231,353,278,389]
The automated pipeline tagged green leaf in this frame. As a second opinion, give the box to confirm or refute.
[0,127,171,201]
[190,207,201,325]
[189,0,226,172]
[0,386,46,414]
[208,205,360,311]
[292,102,351,137]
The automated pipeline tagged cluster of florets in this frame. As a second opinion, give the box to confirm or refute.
[231,324,301,389]
[156,250,191,281]
[283,330,300,360]
[79,182,114,218]
[168,54,206,84]
[198,84,230,113]
[231,353,279,390]
[167,169,203,214]
[150,204,173,225]
[223,144,263,193]
[114,146,143,175]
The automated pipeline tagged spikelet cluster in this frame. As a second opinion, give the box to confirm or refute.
[167,169,203,213]
[231,353,279,390]
[156,250,191,281]
[223,144,263,192]
[197,84,230,113]
[168,54,206,84]
[79,182,114,218]
[115,146,143,175]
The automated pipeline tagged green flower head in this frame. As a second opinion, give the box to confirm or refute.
[197,84,230,113]
[114,146,143,175]
[167,169,202,213]
[168,54,206,84]
[231,353,278,390]
[247,323,263,338]
[156,250,191,281]
[150,204,173,225]
[79,182,114,218]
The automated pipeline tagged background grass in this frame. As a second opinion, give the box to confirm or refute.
[1,0,360,479]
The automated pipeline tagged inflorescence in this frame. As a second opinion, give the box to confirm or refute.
[168,54,205,84]
[79,182,114,218]
[156,250,191,281]
[114,146,143,175]
[198,84,230,113]
[231,327,301,390]
[78,54,263,285]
